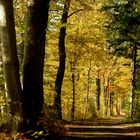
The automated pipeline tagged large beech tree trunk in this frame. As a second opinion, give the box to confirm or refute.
[0,0,22,131]
[54,0,70,120]
[22,0,50,130]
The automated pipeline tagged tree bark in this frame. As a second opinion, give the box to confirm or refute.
[96,77,101,111]
[54,0,70,120]
[85,61,91,118]
[0,0,22,131]
[130,45,137,118]
[22,0,50,130]
[70,61,76,120]
[103,73,108,116]
[106,77,110,116]
[110,92,114,116]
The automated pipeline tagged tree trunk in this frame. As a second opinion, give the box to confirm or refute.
[0,0,22,131]
[110,92,114,116]
[54,0,70,120]
[84,61,91,118]
[116,97,120,115]
[22,0,50,130]
[96,75,101,111]
[130,45,137,118]
[106,77,110,116]
[71,62,76,120]
[103,74,108,116]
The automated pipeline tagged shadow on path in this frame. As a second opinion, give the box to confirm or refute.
[61,116,140,140]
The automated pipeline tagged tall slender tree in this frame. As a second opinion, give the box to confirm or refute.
[96,73,101,112]
[70,58,76,119]
[84,60,92,118]
[54,0,70,120]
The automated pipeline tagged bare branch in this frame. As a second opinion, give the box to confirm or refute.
[68,9,85,18]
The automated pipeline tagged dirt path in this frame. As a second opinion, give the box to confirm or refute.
[65,116,125,125]
[61,116,140,140]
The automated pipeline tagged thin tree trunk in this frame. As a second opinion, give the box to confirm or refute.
[96,74,101,111]
[116,97,120,115]
[71,70,75,120]
[84,61,91,118]
[71,63,75,120]
[103,76,110,116]
[22,0,50,130]
[130,45,137,118]
[0,0,22,131]
[106,77,110,116]
[110,92,114,116]
[103,73,108,116]
[54,0,70,120]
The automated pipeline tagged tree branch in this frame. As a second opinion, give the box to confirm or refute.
[68,9,85,18]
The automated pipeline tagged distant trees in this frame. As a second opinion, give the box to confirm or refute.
[44,0,131,120]
[104,0,140,119]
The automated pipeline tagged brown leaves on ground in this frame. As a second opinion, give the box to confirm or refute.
[0,130,49,140]
[0,132,28,140]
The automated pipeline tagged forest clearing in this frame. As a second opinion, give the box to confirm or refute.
[0,0,140,139]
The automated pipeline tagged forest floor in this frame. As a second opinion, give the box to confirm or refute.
[1,116,140,139]
[61,116,140,140]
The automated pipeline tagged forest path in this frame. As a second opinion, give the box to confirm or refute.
[61,116,140,140]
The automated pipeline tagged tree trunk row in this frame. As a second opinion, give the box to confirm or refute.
[0,0,50,131]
